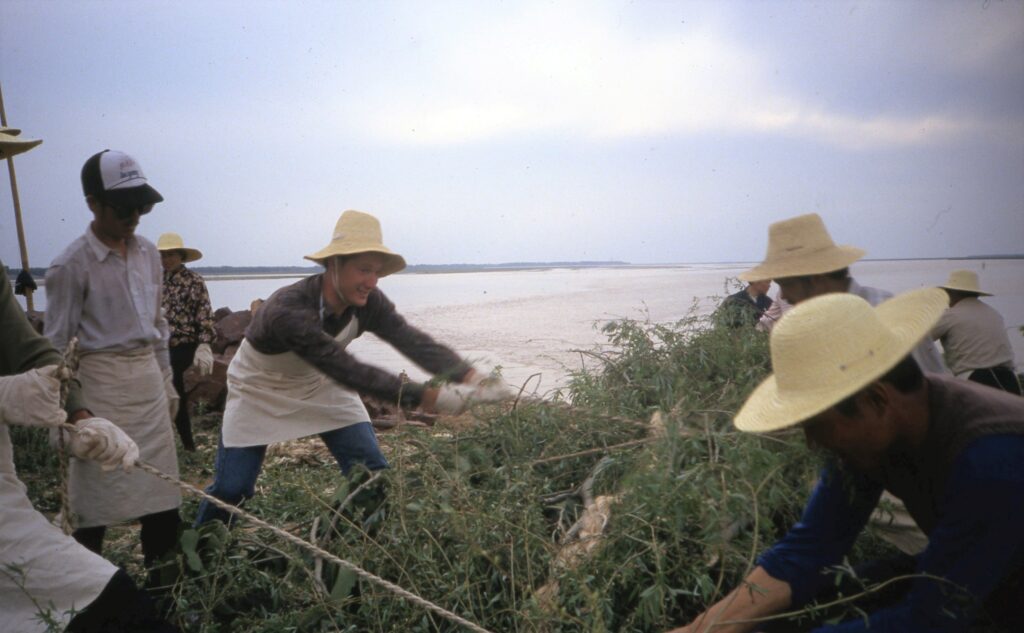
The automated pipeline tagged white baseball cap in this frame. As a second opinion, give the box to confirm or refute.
[81,149,163,208]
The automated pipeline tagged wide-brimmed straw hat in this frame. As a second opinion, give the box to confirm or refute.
[157,232,203,263]
[939,270,991,297]
[304,210,406,276]
[0,127,42,159]
[739,213,866,282]
[734,287,948,433]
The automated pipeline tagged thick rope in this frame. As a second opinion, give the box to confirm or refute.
[56,337,80,534]
[50,353,663,631]
[55,421,495,633]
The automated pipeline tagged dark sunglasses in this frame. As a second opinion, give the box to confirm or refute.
[108,203,154,220]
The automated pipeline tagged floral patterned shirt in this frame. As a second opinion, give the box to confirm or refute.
[162,266,215,347]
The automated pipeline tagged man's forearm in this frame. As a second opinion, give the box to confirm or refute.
[667,566,792,633]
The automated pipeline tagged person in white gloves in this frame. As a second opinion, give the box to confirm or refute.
[158,231,216,451]
[195,210,512,525]
[43,150,182,584]
[1,256,177,633]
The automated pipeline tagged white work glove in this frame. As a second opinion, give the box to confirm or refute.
[433,380,515,415]
[162,368,180,421]
[68,417,139,472]
[192,343,214,377]
[472,380,515,403]
[0,365,67,427]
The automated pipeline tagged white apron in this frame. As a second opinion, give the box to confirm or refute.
[222,318,370,447]
[71,348,181,527]
[1,425,116,633]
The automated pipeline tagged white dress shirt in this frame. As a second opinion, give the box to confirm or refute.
[44,227,170,371]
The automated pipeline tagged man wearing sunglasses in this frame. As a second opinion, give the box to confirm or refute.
[43,150,182,594]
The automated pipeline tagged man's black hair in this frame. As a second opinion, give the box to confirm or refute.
[834,355,924,417]
[778,267,850,286]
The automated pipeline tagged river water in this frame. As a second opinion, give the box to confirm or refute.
[18,260,1024,394]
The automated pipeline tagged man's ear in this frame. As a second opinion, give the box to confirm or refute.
[85,195,102,214]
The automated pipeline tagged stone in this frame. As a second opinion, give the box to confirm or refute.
[211,310,251,354]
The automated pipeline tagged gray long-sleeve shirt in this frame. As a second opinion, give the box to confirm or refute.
[245,274,472,407]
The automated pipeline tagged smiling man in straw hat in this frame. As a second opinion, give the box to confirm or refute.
[930,270,1020,395]
[157,232,216,451]
[740,213,948,375]
[194,209,511,526]
[670,289,1024,633]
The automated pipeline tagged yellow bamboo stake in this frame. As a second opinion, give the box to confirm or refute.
[0,81,36,311]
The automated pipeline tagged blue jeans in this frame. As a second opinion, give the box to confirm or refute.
[194,422,388,526]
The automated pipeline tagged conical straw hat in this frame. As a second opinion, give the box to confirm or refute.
[939,270,991,296]
[739,213,865,282]
[734,287,948,433]
[304,210,406,276]
[156,232,203,263]
[0,127,42,159]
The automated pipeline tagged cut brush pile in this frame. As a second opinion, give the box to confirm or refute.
[14,308,903,632]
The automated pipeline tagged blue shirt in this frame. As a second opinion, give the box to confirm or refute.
[759,434,1024,631]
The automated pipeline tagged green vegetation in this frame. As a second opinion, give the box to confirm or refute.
[12,307,905,632]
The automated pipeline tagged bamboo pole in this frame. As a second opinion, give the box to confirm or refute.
[0,81,35,311]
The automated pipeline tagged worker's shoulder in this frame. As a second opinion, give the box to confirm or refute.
[48,232,92,269]
[135,233,158,251]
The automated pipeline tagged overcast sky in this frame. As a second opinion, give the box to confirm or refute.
[1,0,1022,268]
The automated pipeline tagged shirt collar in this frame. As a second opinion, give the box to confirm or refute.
[84,226,130,262]
[318,275,354,326]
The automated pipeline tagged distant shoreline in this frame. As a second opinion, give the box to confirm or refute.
[6,255,1023,280]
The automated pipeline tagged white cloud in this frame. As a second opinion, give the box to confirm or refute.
[343,2,1015,150]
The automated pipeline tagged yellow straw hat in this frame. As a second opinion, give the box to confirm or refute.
[734,287,948,433]
[156,232,203,263]
[304,210,406,276]
[739,213,866,282]
[0,127,42,159]
[939,269,991,297]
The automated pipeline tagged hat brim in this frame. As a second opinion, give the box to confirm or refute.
[102,183,164,207]
[939,284,992,297]
[304,247,407,277]
[0,136,42,159]
[159,247,203,263]
[738,245,865,282]
[734,287,948,433]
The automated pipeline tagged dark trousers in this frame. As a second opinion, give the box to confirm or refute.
[169,343,198,450]
[66,569,179,633]
[194,422,388,526]
[72,508,182,588]
[969,366,1023,396]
